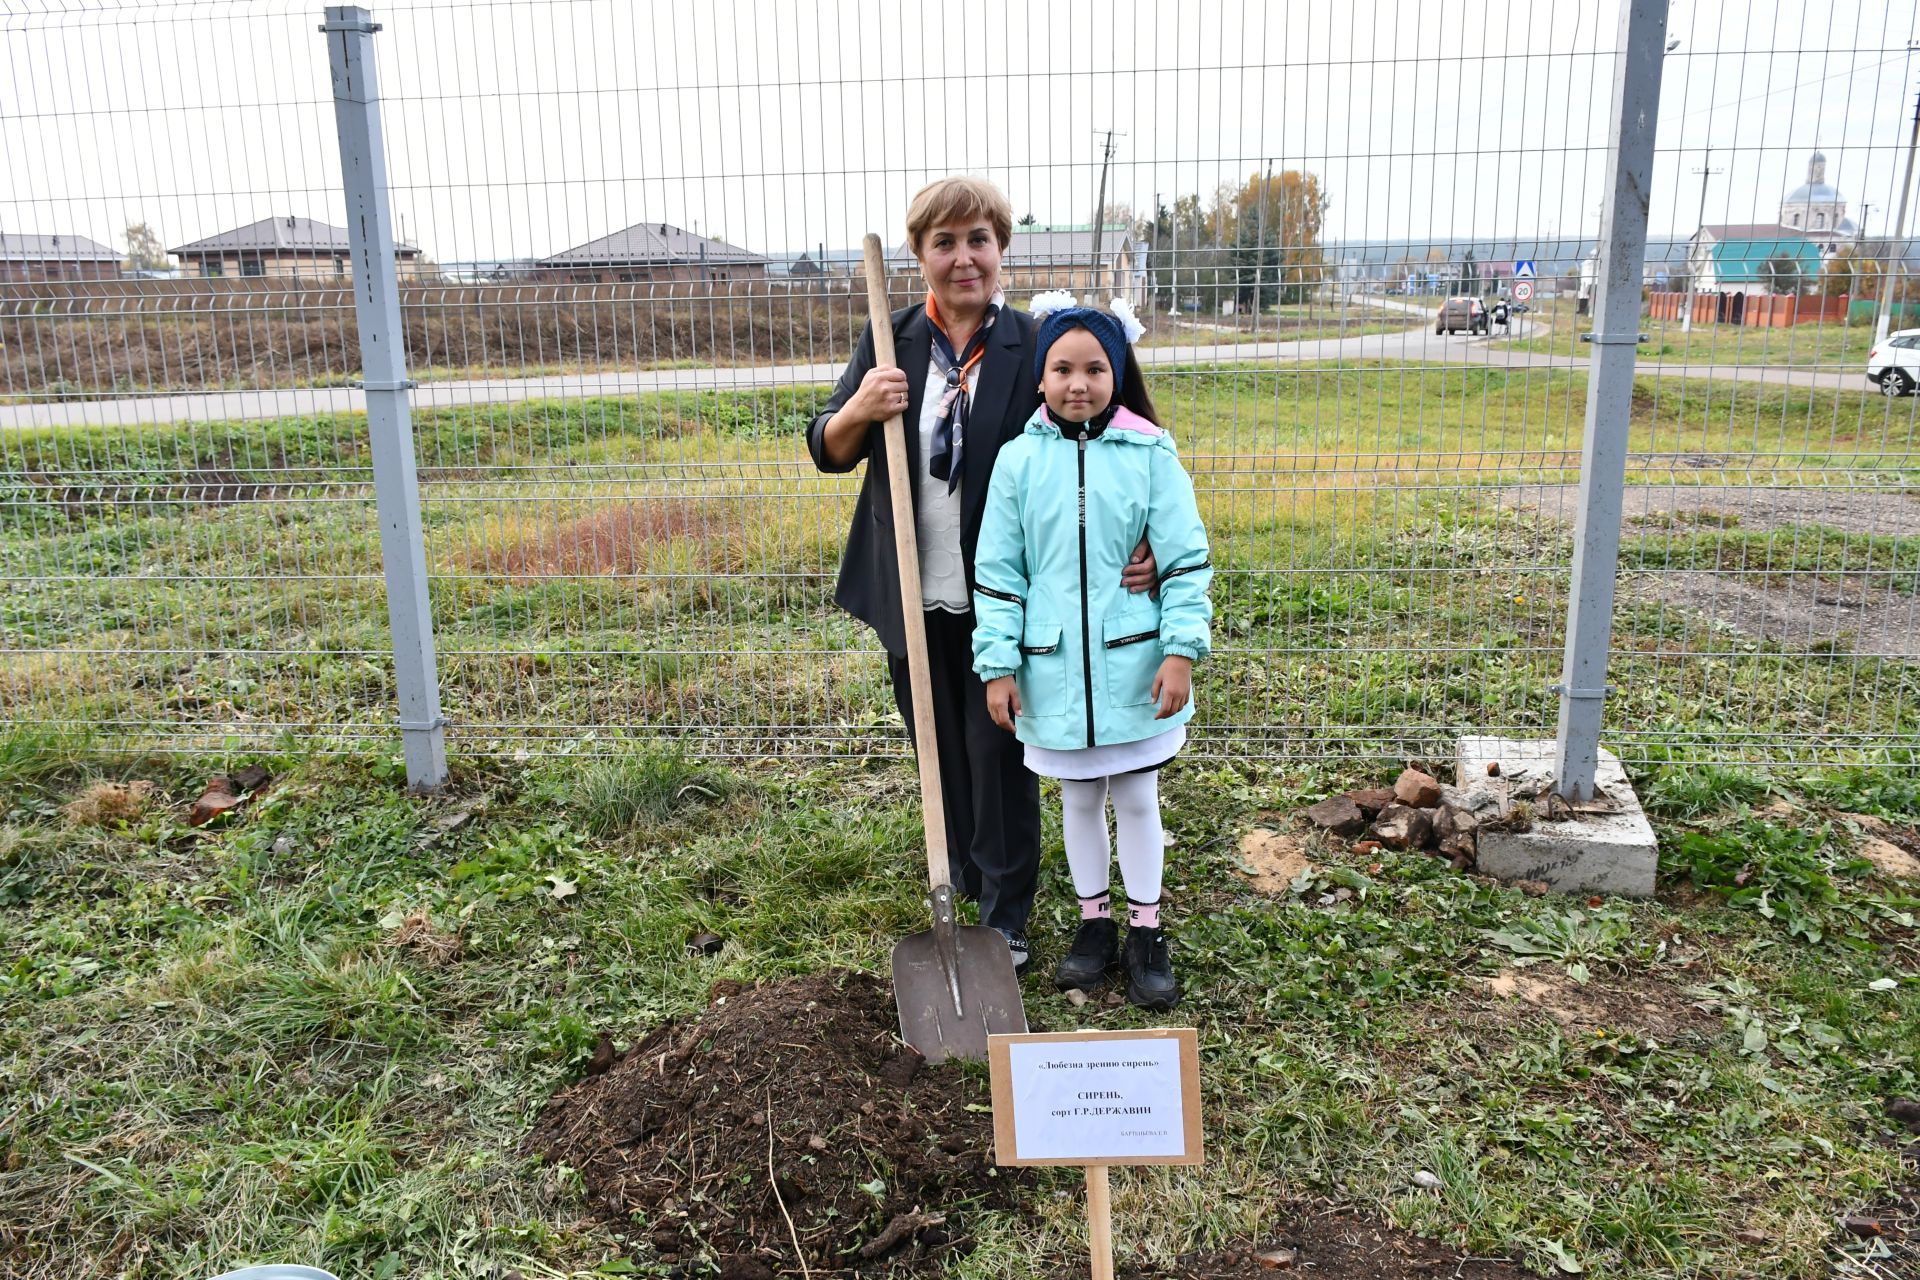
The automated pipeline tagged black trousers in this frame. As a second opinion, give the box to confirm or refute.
[887,607,1042,934]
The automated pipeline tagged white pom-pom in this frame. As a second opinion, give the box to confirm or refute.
[1029,289,1079,318]
[1109,296,1145,344]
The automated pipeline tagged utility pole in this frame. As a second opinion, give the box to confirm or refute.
[1260,158,1273,311]
[1088,129,1121,293]
[1152,191,1163,311]
[1875,88,1920,343]
[1681,148,1722,332]
[1853,204,1876,301]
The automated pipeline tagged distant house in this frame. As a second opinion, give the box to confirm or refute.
[1686,226,1822,294]
[169,216,424,280]
[886,224,1144,302]
[0,232,121,282]
[535,223,769,283]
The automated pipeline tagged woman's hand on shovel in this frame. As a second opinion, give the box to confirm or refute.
[848,365,912,424]
[986,676,1021,733]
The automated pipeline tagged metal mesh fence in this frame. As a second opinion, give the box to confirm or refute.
[1,0,1915,769]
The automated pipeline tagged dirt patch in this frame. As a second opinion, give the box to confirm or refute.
[1235,829,1312,895]
[1466,964,1717,1042]
[1841,813,1920,881]
[0,286,862,394]
[1860,838,1920,881]
[1497,484,1920,538]
[1627,569,1920,658]
[1068,1206,1532,1278]
[526,971,1018,1276]
[479,498,740,580]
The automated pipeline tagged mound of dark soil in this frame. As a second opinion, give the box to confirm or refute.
[527,971,1020,1277]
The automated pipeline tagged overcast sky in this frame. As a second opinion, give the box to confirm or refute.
[3,0,1917,264]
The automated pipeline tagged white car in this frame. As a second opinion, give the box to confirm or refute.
[1867,327,1920,397]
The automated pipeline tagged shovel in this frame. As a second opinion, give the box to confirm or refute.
[858,233,1027,1064]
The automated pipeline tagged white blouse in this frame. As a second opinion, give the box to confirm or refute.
[913,358,979,612]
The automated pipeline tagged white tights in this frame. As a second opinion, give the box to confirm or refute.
[1058,772,1164,906]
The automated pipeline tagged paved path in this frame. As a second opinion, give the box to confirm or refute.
[0,308,1872,430]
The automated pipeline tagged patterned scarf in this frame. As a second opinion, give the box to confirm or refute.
[923,293,999,494]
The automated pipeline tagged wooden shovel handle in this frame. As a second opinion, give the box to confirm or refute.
[861,234,951,896]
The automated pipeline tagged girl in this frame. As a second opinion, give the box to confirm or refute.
[971,294,1213,1009]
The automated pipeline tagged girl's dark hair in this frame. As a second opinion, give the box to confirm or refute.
[1119,353,1161,426]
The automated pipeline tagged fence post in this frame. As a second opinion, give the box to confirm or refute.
[321,5,448,791]
[1551,0,1668,802]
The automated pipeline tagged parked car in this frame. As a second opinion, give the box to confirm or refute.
[1867,328,1920,397]
[1435,296,1488,335]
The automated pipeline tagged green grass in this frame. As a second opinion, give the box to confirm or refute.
[1,743,1915,1277]
[0,366,1915,767]
[1511,312,1881,369]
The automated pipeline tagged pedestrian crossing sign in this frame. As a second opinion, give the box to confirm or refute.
[1514,260,1537,279]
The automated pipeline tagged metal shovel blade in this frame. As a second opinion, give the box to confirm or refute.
[892,898,1026,1064]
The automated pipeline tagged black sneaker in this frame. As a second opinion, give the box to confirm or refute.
[1123,925,1180,1010]
[996,928,1031,977]
[1054,918,1120,992]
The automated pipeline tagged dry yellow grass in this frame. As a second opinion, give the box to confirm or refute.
[62,779,157,827]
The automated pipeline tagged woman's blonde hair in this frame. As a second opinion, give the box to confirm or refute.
[905,176,1014,256]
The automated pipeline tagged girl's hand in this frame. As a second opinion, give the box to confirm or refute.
[847,365,912,424]
[1122,537,1158,594]
[1151,656,1193,719]
[986,676,1022,733]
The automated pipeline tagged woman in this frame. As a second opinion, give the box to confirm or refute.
[806,176,1155,974]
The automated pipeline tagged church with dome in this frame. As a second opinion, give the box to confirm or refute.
[1686,151,1859,294]
[1778,151,1856,245]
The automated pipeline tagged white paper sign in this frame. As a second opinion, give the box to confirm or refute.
[993,1031,1198,1164]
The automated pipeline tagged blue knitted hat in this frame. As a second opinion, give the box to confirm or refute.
[1030,293,1142,384]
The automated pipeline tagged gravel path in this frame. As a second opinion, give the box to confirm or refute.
[1499,483,1920,654]
[1496,483,1920,538]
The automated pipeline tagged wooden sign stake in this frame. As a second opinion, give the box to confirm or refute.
[1086,1164,1114,1280]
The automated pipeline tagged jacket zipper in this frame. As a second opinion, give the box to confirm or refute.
[1077,436,1095,748]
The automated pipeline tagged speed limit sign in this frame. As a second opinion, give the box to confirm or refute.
[1513,280,1535,302]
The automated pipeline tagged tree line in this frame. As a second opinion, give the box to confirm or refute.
[1099,169,1331,311]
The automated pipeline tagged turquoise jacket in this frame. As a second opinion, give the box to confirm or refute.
[972,405,1213,751]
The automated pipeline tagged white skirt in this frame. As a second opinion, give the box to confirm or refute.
[1025,724,1186,781]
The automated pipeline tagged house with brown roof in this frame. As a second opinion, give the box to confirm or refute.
[1,233,121,282]
[170,216,424,280]
[535,222,769,283]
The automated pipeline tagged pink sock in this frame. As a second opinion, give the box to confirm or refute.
[1080,893,1111,921]
[1128,898,1161,929]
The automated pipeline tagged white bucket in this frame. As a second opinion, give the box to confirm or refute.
[210,1268,341,1280]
